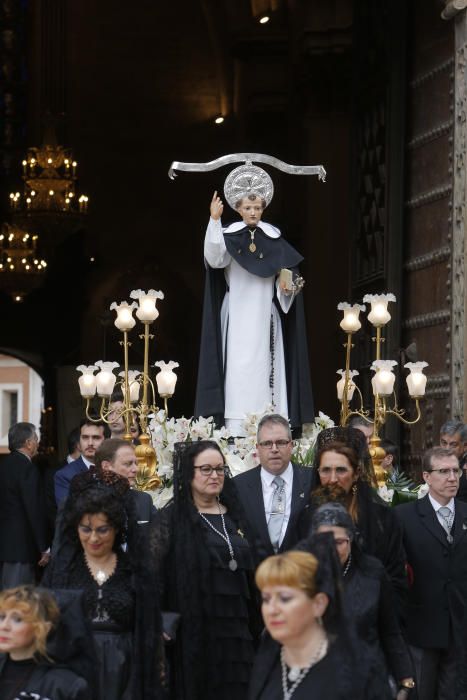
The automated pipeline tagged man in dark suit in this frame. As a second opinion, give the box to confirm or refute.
[95,438,156,523]
[395,446,467,699]
[439,418,467,502]
[54,418,109,505]
[234,413,312,563]
[0,422,50,589]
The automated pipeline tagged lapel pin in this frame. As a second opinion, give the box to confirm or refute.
[300,492,305,499]
[237,529,244,538]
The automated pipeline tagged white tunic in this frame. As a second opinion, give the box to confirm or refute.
[204,217,296,435]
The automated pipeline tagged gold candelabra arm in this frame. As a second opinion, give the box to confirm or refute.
[385,398,422,426]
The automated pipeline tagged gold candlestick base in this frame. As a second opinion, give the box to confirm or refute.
[134,433,161,491]
[369,434,387,488]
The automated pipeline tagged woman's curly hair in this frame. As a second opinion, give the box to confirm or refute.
[0,585,59,660]
[64,468,131,550]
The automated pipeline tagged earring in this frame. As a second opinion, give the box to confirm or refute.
[352,483,357,496]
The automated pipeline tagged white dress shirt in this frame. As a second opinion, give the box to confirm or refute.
[429,493,455,531]
[261,462,293,547]
[82,456,93,469]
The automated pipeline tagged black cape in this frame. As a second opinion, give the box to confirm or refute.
[194,224,314,429]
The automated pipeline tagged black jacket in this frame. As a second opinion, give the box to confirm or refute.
[234,463,313,563]
[394,494,467,648]
[0,656,91,700]
[0,450,48,562]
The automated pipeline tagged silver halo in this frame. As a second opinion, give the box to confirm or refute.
[223,163,274,210]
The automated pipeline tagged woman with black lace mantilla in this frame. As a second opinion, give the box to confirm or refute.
[153,439,261,700]
[299,426,407,617]
[42,468,165,700]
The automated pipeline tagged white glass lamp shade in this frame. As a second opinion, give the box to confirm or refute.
[337,303,366,334]
[404,361,428,397]
[155,360,179,396]
[336,369,359,401]
[118,370,141,402]
[110,301,137,331]
[371,360,397,397]
[76,365,98,398]
[363,293,396,327]
[95,360,119,397]
[130,288,164,323]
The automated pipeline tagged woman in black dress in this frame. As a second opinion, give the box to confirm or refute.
[301,426,407,613]
[312,502,415,699]
[42,468,164,700]
[249,542,392,700]
[0,585,91,700]
[155,439,259,700]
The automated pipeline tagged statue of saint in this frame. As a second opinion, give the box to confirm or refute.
[194,163,314,435]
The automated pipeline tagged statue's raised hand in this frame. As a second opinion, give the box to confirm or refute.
[210,191,224,220]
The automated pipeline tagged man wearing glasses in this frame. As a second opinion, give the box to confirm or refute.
[394,447,467,699]
[234,414,312,563]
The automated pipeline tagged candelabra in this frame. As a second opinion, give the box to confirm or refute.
[76,289,179,491]
[336,294,428,486]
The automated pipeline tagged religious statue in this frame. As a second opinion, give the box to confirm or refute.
[169,154,326,435]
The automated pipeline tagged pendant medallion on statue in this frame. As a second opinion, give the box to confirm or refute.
[249,242,257,253]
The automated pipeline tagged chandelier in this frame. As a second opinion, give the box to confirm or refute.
[76,289,179,491]
[10,143,88,215]
[0,223,47,301]
[336,293,428,486]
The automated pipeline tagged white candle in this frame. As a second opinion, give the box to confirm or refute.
[110,301,137,331]
[95,361,119,397]
[405,361,428,397]
[155,361,179,396]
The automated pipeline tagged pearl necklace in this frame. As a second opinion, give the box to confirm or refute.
[280,635,328,699]
[342,551,352,577]
[198,501,238,571]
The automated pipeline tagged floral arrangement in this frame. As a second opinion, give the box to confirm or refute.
[147,408,335,508]
[377,471,427,505]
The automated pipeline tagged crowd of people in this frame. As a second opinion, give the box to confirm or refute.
[1,414,467,699]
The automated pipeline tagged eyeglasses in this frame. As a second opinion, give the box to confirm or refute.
[78,525,113,536]
[318,466,353,477]
[427,468,462,478]
[334,537,350,547]
[194,465,228,476]
[258,439,291,449]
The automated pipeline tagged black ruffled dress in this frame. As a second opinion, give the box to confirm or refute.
[201,513,256,698]
[43,551,135,700]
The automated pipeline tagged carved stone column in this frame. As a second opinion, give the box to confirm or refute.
[443,3,467,419]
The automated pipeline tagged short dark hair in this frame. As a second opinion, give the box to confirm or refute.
[67,427,81,455]
[347,415,374,429]
[234,194,267,210]
[79,418,111,438]
[380,438,399,462]
[94,438,133,468]
[440,419,467,442]
[422,446,458,472]
[257,414,292,441]
[8,422,36,451]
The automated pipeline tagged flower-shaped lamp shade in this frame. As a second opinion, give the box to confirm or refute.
[371,360,398,396]
[110,301,137,331]
[155,361,179,396]
[336,369,359,401]
[95,361,119,397]
[77,365,98,398]
[404,361,428,397]
[130,289,164,323]
[337,303,366,334]
[363,293,396,327]
[118,370,141,402]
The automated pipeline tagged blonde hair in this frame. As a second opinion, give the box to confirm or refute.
[0,586,59,659]
[255,551,319,599]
